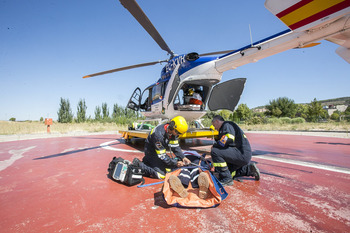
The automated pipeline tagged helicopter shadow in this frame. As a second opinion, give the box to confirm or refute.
[252,149,301,158]
[33,139,128,160]
[122,138,146,151]
[315,141,350,146]
[70,136,119,140]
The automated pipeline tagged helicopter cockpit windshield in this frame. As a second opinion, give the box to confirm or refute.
[138,80,168,112]
[151,81,167,104]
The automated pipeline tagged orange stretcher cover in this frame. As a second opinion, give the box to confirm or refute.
[162,169,225,208]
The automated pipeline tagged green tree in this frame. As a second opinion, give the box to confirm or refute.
[124,107,138,119]
[271,108,282,117]
[295,104,308,119]
[112,103,123,120]
[219,109,232,121]
[331,111,340,121]
[204,111,218,119]
[94,106,101,121]
[235,104,252,121]
[307,98,324,122]
[57,98,73,123]
[76,99,87,123]
[266,97,297,118]
[344,106,350,122]
[345,106,350,115]
[201,111,218,127]
[322,109,329,120]
[101,102,109,120]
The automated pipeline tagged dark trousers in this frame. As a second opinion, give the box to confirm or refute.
[140,146,173,178]
[178,167,200,188]
[211,146,252,182]
[139,162,165,178]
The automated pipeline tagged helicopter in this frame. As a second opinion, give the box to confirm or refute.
[83,0,350,123]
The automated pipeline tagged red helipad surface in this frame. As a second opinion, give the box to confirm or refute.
[0,133,349,232]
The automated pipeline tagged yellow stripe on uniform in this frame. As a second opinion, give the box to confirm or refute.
[213,162,228,167]
[156,149,166,155]
[231,171,236,178]
[225,133,235,140]
[157,172,165,179]
[165,168,172,173]
[279,0,344,27]
[168,140,179,147]
[169,140,179,145]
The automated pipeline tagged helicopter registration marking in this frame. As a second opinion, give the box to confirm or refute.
[165,55,186,73]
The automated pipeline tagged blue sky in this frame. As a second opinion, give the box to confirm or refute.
[1,0,349,121]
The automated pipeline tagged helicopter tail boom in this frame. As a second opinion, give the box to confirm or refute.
[214,0,350,72]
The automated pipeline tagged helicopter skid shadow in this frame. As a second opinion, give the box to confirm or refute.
[33,139,137,160]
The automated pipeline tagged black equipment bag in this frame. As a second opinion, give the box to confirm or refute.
[108,157,144,186]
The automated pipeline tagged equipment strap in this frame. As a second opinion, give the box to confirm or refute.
[137,180,164,188]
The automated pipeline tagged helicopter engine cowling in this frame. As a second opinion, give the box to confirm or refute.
[185,52,199,61]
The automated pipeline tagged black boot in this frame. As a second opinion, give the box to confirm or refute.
[216,167,233,186]
[132,158,141,166]
[249,163,260,181]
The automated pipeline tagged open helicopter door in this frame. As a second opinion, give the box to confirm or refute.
[127,87,142,111]
[207,78,246,111]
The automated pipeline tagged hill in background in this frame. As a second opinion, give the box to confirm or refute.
[316,97,350,106]
[253,96,350,110]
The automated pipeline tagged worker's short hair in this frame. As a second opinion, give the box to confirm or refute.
[168,120,175,130]
[212,115,224,122]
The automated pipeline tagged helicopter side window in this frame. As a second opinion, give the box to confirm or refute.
[173,89,184,110]
[151,84,162,103]
[140,88,152,111]
[168,73,181,106]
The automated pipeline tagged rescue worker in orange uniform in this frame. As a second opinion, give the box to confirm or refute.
[137,116,191,179]
[211,115,260,186]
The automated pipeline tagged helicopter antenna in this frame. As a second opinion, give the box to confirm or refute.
[249,24,254,47]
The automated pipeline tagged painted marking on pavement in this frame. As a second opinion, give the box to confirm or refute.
[100,140,143,153]
[0,146,36,172]
[255,155,350,175]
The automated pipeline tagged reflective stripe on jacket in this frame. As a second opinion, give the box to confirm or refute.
[144,124,184,167]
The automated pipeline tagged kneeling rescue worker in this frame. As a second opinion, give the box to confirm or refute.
[211,115,260,186]
[136,116,191,179]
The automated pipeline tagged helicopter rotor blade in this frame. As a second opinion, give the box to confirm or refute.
[83,59,168,78]
[119,0,174,57]
[199,50,236,57]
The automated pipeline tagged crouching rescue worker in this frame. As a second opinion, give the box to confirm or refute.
[211,115,260,186]
[136,116,191,179]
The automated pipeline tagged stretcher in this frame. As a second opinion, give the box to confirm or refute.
[119,128,218,142]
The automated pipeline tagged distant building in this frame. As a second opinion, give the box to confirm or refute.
[252,107,267,113]
[323,104,348,115]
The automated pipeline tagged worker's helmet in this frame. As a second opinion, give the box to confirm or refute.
[170,116,188,134]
